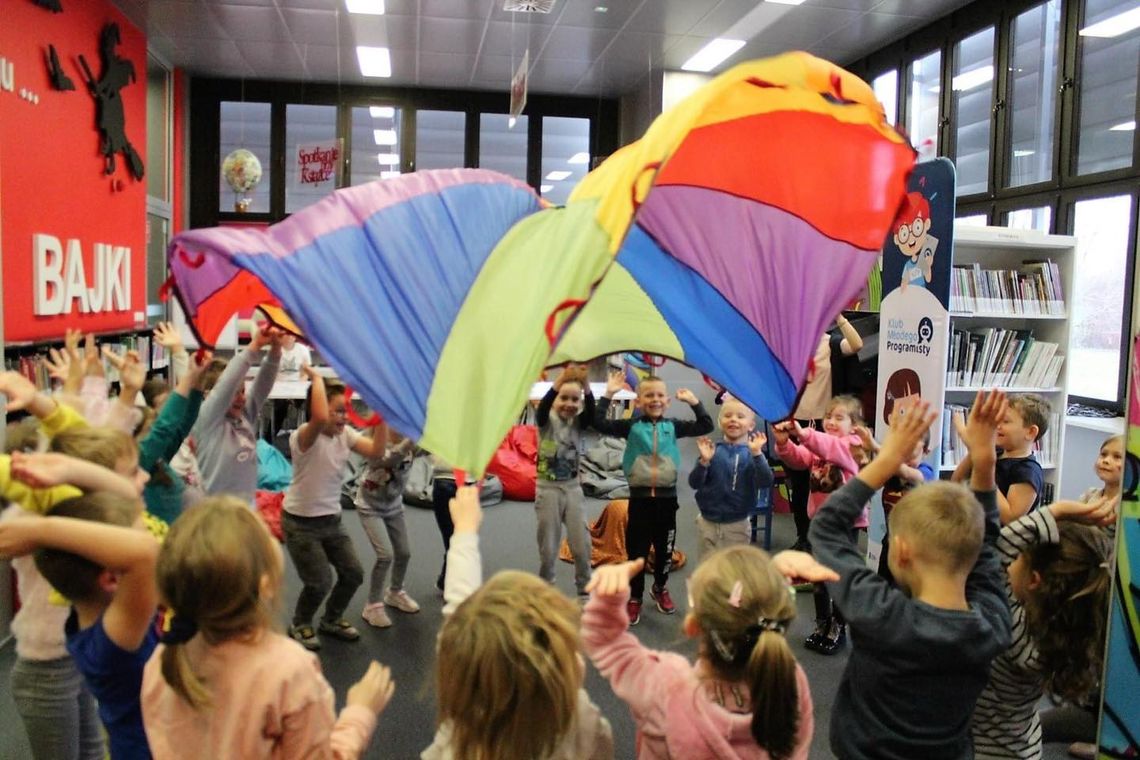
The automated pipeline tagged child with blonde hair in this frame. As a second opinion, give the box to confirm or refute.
[583,545,831,759]
[1080,434,1123,536]
[141,496,393,759]
[773,394,865,654]
[422,486,613,760]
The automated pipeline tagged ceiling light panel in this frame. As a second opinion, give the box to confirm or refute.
[681,39,745,73]
[1079,7,1140,38]
[357,46,391,78]
[346,0,384,14]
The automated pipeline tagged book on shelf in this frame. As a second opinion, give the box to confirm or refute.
[940,404,1060,469]
[3,334,161,392]
[946,326,1064,389]
[949,259,1064,315]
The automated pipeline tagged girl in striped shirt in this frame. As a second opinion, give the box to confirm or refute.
[970,496,1114,759]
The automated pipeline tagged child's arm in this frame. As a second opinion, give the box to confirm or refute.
[443,486,483,617]
[280,662,391,760]
[593,371,634,437]
[351,424,389,459]
[836,314,863,355]
[797,426,858,475]
[535,386,556,429]
[11,451,142,502]
[138,353,212,471]
[153,321,190,383]
[996,481,1039,526]
[579,387,596,432]
[246,327,283,422]
[0,511,157,652]
[196,344,259,430]
[898,463,928,486]
[773,422,815,472]
[295,366,328,455]
[671,388,714,437]
[688,437,716,490]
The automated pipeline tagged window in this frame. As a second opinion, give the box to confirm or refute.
[146,55,171,202]
[479,113,528,182]
[286,104,339,213]
[350,106,403,186]
[1007,1,1062,187]
[908,50,942,159]
[540,117,590,206]
[1069,194,1133,402]
[957,213,989,227]
[415,110,466,171]
[219,101,272,214]
[1006,205,1052,232]
[1076,0,1139,175]
[952,27,995,196]
[872,69,899,125]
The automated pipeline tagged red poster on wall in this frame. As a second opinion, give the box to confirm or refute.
[0,1,147,342]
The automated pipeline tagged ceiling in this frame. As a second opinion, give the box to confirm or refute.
[111,0,978,97]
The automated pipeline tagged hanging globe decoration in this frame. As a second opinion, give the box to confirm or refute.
[222,149,262,211]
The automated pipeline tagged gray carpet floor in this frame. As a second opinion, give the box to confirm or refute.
[0,446,1077,758]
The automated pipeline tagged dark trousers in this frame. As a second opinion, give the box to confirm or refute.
[432,479,457,585]
[814,526,858,624]
[626,495,679,600]
[283,512,364,626]
[877,532,895,585]
[788,418,821,541]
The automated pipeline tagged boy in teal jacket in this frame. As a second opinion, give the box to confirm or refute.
[595,371,712,625]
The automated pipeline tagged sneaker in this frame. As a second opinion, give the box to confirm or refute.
[318,618,361,642]
[1068,743,1096,760]
[804,619,829,652]
[384,588,421,614]
[626,598,642,626]
[651,585,676,615]
[361,603,392,629]
[290,624,320,651]
[816,620,847,656]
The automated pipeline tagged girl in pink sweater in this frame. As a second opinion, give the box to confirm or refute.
[773,395,866,656]
[583,545,833,760]
[141,497,394,759]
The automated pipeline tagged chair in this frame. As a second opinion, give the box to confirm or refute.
[750,476,774,550]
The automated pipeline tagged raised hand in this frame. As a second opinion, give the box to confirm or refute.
[748,430,768,456]
[770,550,840,583]
[605,369,625,397]
[697,436,715,465]
[346,662,396,715]
[554,364,588,391]
[153,321,184,353]
[955,389,1008,459]
[676,388,698,405]
[448,485,482,534]
[1050,494,1118,527]
[854,425,879,453]
[0,371,41,412]
[103,347,146,393]
[880,402,937,469]
[42,348,72,383]
[10,451,78,489]
[183,349,213,389]
[585,558,644,598]
[771,421,793,446]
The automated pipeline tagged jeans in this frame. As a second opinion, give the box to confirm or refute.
[10,655,104,760]
[626,495,679,600]
[432,479,458,586]
[696,515,751,562]
[357,506,411,604]
[282,512,364,626]
[535,479,592,594]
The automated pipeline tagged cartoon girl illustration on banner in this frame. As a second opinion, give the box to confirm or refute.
[883,368,922,425]
[893,192,938,292]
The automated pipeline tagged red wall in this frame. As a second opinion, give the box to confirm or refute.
[0,1,147,342]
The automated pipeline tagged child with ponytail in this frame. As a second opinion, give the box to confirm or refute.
[141,496,394,759]
[583,545,834,759]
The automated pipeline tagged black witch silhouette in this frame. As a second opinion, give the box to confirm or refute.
[78,23,144,180]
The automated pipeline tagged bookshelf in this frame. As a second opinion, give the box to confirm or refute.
[939,225,1077,504]
[2,327,168,391]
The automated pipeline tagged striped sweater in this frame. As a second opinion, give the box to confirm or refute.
[971,508,1059,759]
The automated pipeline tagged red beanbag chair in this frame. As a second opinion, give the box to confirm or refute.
[256,490,285,542]
[487,424,538,501]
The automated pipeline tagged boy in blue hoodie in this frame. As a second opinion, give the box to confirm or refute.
[689,398,773,562]
[595,371,713,625]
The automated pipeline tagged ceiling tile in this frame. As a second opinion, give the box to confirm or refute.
[481,20,553,59]
[629,0,721,36]
[474,54,516,85]
[537,25,615,61]
[347,13,418,50]
[420,16,493,56]
[602,31,670,65]
[747,6,863,50]
[417,53,479,86]
[208,5,294,44]
[687,0,772,38]
[282,9,340,45]
[151,2,231,39]
[528,57,595,94]
[554,0,645,30]
[420,0,493,21]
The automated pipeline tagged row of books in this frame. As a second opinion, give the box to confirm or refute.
[940,404,1061,470]
[3,335,168,391]
[949,260,1065,316]
[947,327,1064,389]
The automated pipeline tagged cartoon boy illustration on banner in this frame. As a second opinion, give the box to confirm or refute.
[893,191,939,292]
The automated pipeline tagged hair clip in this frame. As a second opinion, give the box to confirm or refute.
[728,580,743,609]
[756,617,788,635]
[1099,561,1112,571]
[157,608,198,645]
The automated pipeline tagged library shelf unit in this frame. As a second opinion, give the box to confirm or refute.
[939,224,1077,504]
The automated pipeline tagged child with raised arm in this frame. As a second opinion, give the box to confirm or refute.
[283,367,385,651]
[535,365,596,598]
[583,546,832,759]
[192,324,283,503]
[953,393,1050,524]
[594,371,713,624]
[355,426,420,629]
[142,496,394,759]
[772,396,865,654]
[0,456,159,760]
[423,486,613,760]
[809,391,1012,760]
[689,399,773,561]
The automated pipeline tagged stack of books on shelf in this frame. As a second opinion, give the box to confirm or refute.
[950,260,1064,315]
[3,333,157,391]
[941,404,1061,469]
[947,327,1064,389]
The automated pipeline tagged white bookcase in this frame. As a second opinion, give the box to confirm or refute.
[940,224,1077,502]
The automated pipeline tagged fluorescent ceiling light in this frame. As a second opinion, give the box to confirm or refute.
[369,106,395,118]
[373,129,398,146]
[545,170,572,181]
[951,65,993,91]
[1013,149,1036,157]
[356,46,391,78]
[566,152,589,164]
[508,117,518,129]
[594,5,607,12]
[540,184,554,192]
[681,38,745,73]
[376,153,399,166]
[1079,7,1140,38]
[1110,120,1137,131]
[380,171,401,179]
[765,0,807,4]
[346,0,384,14]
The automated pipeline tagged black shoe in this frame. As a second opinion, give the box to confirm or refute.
[816,621,847,656]
[804,619,829,652]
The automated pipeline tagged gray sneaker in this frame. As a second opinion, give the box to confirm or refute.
[361,603,393,628]
[318,618,361,641]
[290,625,320,651]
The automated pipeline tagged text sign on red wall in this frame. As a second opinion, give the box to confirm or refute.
[0,1,147,341]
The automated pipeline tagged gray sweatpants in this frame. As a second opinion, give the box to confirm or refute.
[357,505,411,604]
[11,655,104,760]
[536,479,592,594]
[696,515,751,562]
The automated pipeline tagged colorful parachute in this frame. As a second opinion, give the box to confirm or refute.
[168,52,914,475]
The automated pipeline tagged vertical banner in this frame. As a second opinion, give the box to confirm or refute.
[509,48,528,125]
[867,158,956,568]
[1098,334,1140,757]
